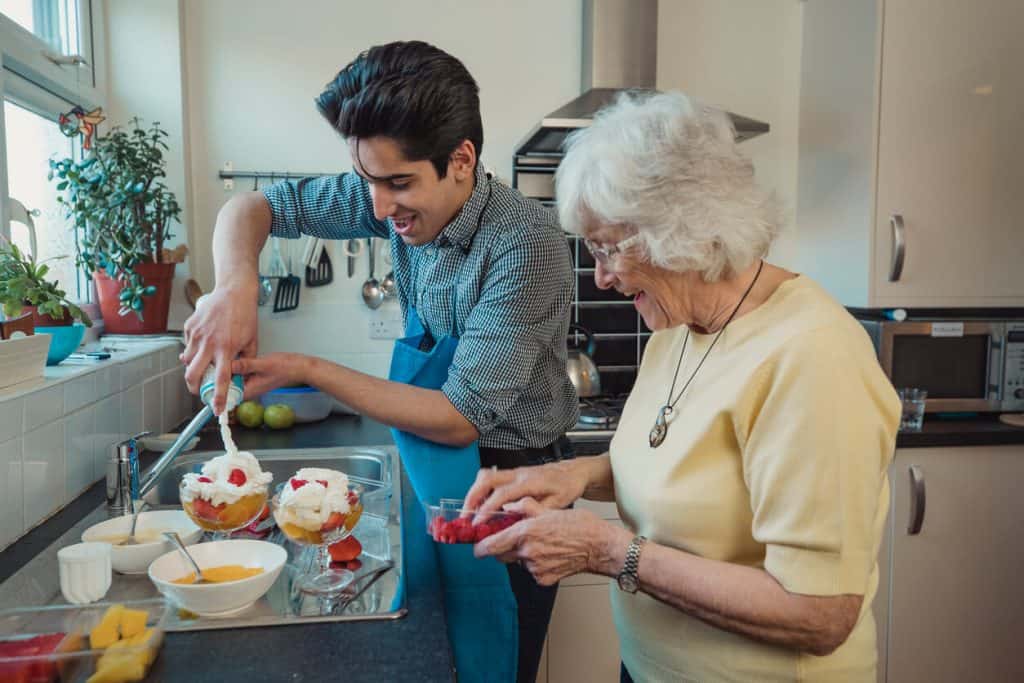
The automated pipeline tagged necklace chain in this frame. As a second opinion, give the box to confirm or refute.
[649,260,765,448]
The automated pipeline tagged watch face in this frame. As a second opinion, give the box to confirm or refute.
[618,573,638,593]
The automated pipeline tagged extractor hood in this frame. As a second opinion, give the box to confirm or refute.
[515,0,769,158]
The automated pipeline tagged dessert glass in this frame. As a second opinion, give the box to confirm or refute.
[271,483,364,594]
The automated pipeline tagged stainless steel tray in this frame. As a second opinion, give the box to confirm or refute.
[104,446,407,631]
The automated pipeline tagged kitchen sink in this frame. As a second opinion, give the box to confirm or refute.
[141,446,393,508]
[107,445,406,631]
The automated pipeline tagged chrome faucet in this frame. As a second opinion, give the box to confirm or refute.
[106,404,215,514]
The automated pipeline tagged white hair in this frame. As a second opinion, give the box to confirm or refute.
[556,91,782,281]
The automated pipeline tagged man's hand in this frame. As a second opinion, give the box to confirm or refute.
[232,353,310,399]
[180,286,258,414]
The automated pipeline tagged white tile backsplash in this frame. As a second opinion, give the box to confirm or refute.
[23,385,64,433]
[95,364,121,398]
[0,438,24,549]
[121,385,143,438]
[64,373,97,414]
[23,422,65,530]
[93,394,123,481]
[0,341,192,551]
[0,398,22,443]
[64,407,97,498]
[142,377,163,435]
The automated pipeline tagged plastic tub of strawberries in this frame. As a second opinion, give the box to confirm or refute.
[424,499,524,544]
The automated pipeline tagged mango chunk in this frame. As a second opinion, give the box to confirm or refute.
[118,608,148,638]
[87,652,146,683]
[89,604,124,649]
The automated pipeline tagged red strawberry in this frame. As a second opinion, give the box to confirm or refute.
[192,497,221,521]
[473,523,494,542]
[321,512,344,532]
[228,468,247,486]
[316,479,329,488]
[197,476,212,483]
[345,559,363,571]
[290,478,308,490]
[346,490,359,506]
[456,523,475,543]
[256,503,270,521]
[328,536,362,562]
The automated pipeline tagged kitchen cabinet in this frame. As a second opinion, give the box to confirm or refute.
[874,446,1024,682]
[796,0,1024,307]
[541,497,622,682]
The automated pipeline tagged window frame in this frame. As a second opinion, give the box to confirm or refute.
[0,0,105,293]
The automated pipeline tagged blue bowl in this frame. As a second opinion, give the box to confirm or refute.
[35,324,86,365]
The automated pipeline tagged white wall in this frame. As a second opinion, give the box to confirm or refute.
[180,0,582,377]
[656,0,804,270]
[104,0,195,331]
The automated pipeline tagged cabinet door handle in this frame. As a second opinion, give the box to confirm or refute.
[907,464,926,535]
[889,214,906,282]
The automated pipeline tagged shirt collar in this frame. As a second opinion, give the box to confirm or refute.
[433,165,490,250]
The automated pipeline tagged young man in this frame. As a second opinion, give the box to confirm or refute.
[181,41,577,682]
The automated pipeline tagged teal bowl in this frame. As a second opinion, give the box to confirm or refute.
[35,323,86,365]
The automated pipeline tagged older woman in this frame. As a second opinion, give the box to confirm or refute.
[466,92,900,682]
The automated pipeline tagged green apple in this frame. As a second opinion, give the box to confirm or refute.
[263,404,296,430]
[236,400,264,428]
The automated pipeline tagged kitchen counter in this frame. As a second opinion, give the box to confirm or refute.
[894,414,1024,448]
[0,415,455,683]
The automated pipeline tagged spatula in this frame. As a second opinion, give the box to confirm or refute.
[273,240,301,312]
[305,239,333,287]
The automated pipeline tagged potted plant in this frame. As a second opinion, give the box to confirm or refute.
[50,117,183,334]
[0,238,92,328]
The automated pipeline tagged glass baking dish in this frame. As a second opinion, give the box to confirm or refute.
[0,598,166,682]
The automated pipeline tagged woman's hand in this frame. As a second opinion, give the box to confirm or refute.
[474,498,628,586]
[463,460,589,516]
[232,353,311,398]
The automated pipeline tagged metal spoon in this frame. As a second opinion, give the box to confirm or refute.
[361,238,384,309]
[163,531,207,584]
[381,270,396,299]
[117,502,143,546]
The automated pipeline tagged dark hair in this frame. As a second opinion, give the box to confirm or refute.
[315,41,483,178]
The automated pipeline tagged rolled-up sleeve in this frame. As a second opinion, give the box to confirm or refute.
[442,228,573,436]
[737,328,900,596]
[263,173,389,240]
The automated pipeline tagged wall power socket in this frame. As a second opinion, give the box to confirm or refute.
[369,316,403,340]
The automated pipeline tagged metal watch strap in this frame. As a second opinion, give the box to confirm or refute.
[617,535,647,593]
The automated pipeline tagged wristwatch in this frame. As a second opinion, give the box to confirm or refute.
[616,535,647,593]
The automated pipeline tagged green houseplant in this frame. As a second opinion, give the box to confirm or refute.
[0,238,92,327]
[50,117,182,334]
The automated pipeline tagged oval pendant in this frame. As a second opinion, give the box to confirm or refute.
[649,406,670,448]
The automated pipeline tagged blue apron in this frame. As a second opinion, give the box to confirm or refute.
[389,304,518,682]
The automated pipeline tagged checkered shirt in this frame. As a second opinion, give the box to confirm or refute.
[264,165,579,450]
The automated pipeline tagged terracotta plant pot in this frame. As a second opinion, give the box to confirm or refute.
[0,313,34,340]
[22,305,75,327]
[93,262,176,334]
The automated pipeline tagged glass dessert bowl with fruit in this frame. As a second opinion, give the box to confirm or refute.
[179,451,272,537]
[271,468,364,594]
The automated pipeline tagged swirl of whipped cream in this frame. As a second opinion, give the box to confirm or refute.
[180,450,272,506]
[276,468,353,531]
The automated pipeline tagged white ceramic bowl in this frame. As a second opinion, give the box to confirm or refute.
[148,539,286,617]
[82,510,203,574]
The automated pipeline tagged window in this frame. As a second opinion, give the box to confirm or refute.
[1,0,103,303]
[4,98,80,297]
[0,0,81,55]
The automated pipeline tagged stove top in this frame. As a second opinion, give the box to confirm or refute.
[574,396,628,431]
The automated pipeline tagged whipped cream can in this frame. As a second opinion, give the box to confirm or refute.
[199,365,244,411]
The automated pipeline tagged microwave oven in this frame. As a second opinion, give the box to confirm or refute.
[859,319,1024,413]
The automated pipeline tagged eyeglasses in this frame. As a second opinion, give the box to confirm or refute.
[582,234,642,265]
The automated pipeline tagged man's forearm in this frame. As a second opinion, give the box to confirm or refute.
[213,192,272,291]
[301,356,479,446]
